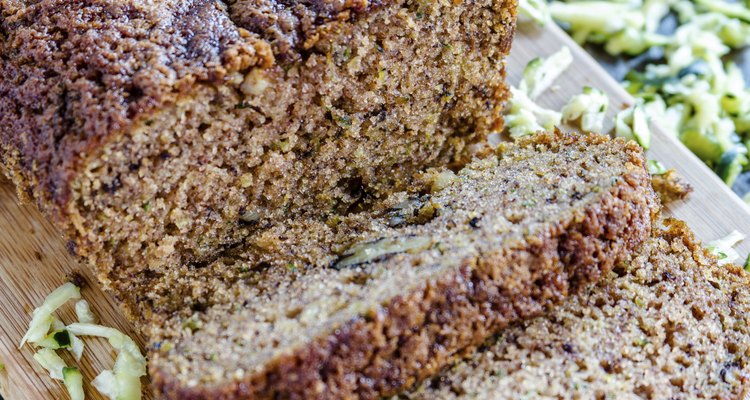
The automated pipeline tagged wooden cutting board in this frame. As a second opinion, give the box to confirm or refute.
[2,20,749,400]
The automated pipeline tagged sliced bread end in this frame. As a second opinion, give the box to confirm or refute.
[145,131,659,399]
[404,219,750,399]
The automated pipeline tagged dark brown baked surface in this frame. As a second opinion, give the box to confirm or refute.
[1,0,517,288]
[403,219,750,399]
[0,0,270,207]
[130,131,658,399]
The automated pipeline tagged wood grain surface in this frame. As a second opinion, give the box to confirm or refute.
[0,179,154,400]
[1,20,749,400]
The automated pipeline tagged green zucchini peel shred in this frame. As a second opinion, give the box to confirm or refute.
[552,0,750,188]
[63,367,85,400]
[22,282,146,400]
[20,283,80,347]
[707,230,746,266]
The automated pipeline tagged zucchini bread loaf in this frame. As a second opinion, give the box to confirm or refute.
[119,132,658,399]
[0,0,516,285]
[403,220,750,399]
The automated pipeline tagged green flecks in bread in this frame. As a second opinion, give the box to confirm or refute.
[0,0,516,301]
[119,131,659,399]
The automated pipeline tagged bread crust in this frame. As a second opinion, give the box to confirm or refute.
[150,131,659,399]
[651,169,693,205]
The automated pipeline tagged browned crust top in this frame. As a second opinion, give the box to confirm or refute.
[0,0,400,215]
[229,0,386,63]
[0,0,273,211]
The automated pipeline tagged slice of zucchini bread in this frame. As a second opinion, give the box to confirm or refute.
[403,219,750,399]
[129,131,658,399]
[0,0,516,285]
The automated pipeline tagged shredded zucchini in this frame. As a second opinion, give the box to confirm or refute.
[63,367,85,400]
[605,28,670,56]
[643,0,672,34]
[51,316,66,332]
[716,146,749,185]
[0,361,6,395]
[113,351,143,400]
[506,87,562,138]
[695,0,750,23]
[33,348,66,381]
[92,371,118,399]
[66,324,146,372]
[518,0,551,26]
[550,1,642,46]
[69,334,85,362]
[37,329,72,350]
[91,364,142,400]
[551,0,750,188]
[21,283,81,347]
[505,48,572,138]
[75,300,97,325]
[23,283,146,399]
[66,323,147,400]
[43,317,85,361]
[561,86,609,132]
[647,159,669,175]
[615,104,652,150]
[519,47,573,100]
[707,230,746,266]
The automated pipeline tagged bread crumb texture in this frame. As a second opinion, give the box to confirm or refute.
[651,169,693,205]
[404,219,750,400]
[0,0,517,288]
[139,131,658,399]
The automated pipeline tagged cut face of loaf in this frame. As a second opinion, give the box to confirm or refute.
[134,132,659,399]
[403,220,750,399]
[0,0,516,284]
